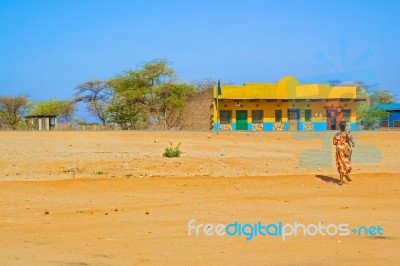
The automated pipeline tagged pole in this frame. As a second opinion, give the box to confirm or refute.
[216,79,221,132]
[216,91,219,132]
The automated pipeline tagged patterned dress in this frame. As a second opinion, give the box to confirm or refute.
[333,131,352,175]
[346,130,355,162]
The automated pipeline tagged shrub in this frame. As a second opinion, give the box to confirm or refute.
[163,142,182,157]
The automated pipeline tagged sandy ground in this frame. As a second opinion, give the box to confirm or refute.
[0,131,399,265]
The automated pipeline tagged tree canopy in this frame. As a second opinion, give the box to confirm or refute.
[75,80,113,126]
[0,96,29,129]
[356,84,397,129]
[29,99,75,122]
[108,59,195,129]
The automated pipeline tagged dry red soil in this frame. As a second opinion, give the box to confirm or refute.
[0,131,399,265]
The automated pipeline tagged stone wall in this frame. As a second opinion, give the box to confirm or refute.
[273,122,284,131]
[220,124,232,131]
[304,121,313,131]
[252,123,263,131]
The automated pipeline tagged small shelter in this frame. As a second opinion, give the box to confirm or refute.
[24,115,58,130]
[377,103,400,128]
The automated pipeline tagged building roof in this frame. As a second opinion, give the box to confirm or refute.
[24,115,58,118]
[214,76,360,100]
[376,103,400,111]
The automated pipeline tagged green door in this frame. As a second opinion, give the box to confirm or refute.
[236,111,247,130]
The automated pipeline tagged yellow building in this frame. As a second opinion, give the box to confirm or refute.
[213,76,361,131]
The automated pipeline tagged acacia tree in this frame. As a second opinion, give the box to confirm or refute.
[156,83,195,129]
[75,80,113,126]
[370,89,396,104]
[0,96,29,129]
[109,59,195,129]
[108,95,144,130]
[108,70,148,129]
[30,99,75,122]
[355,83,396,129]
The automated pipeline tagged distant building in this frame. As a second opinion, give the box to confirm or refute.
[24,115,58,130]
[213,76,363,131]
[377,103,400,128]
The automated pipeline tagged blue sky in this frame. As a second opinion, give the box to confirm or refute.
[0,0,399,121]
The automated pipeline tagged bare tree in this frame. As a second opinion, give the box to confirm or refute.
[193,78,217,91]
[75,80,113,126]
[0,96,29,130]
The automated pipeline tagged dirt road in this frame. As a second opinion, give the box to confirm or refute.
[0,131,399,265]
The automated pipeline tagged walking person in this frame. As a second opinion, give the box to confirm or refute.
[333,121,355,185]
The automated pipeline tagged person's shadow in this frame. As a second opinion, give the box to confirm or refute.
[315,175,340,184]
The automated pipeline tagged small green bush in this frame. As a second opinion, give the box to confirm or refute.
[163,142,182,157]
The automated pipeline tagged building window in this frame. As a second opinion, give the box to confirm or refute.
[305,109,312,122]
[220,111,231,124]
[343,110,351,122]
[252,110,263,123]
[275,110,282,122]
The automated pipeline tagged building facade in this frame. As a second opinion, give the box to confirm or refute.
[377,103,400,128]
[213,76,360,131]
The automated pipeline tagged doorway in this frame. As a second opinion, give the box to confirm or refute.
[326,109,343,130]
[288,109,299,131]
[236,110,247,130]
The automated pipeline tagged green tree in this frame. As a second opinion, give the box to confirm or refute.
[370,89,396,105]
[356,84,397,129]
[30,99,75,122]
[108,71,148,129]
[109,59,195,129]
[0,96,29,130]
[108,95,144,130]
[75,80,113,126]
[156,83,195,129]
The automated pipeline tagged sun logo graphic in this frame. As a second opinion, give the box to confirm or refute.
[290,40,381,169]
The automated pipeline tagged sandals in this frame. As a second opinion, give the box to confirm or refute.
[345,175,352,182]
